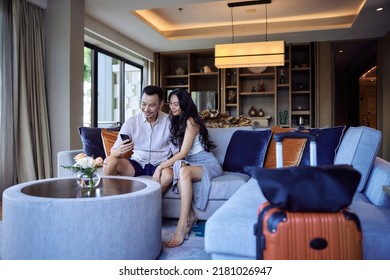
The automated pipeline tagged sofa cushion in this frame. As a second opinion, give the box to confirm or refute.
[101,128,132,158]
[163,171,250,200]
[334,126,381,192]
[208,126,253,165]
[349,195,390,260]
[205,177,266,259]
[223,130,272,174]
[264,126,306,168]
[298,125,346,166]
[362,157,390,208]
[78,126,120,159]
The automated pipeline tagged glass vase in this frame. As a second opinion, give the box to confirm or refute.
[76,172,101,189]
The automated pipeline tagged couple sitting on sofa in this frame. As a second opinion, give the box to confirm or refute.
[103,85,222,248]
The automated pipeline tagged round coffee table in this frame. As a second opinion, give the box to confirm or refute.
[2,176,162,260]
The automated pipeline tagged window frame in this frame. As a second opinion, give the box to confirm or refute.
[84,42,144,127]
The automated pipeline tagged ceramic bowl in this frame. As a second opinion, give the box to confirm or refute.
[248,67,267,73]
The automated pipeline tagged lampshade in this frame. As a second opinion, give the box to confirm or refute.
[215,41,285,68]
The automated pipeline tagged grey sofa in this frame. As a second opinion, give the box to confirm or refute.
[57,126,254,220]
[57,125,390,259]
[205,126,390,260]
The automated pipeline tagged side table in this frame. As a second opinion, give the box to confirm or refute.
[2,176,162,260]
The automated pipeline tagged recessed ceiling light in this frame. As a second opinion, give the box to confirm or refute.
[376,7,383,12]
[338,50,343,53]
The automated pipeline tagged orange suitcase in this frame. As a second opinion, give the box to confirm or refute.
[254,201,362,259]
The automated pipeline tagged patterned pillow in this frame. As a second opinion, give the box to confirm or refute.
[264,126,307,168]
[223,130,272,174]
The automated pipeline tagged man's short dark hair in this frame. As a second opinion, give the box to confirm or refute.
[143,85,164,102]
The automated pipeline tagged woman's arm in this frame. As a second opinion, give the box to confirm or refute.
[158,118,199,169]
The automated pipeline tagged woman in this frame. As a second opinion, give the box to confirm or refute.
[153,88,223,248]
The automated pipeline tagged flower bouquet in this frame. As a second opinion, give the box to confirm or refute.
[61,153,104,189]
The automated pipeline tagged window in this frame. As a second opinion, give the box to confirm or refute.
[83,43,143,127]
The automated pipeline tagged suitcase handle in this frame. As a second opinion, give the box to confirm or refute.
[274,131,317,167]
[273,131,317,143]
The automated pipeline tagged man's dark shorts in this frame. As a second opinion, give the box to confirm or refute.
[128,159,157,176]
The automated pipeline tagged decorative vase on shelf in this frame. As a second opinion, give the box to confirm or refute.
[76,172,101,190]
[279,110,288,125]
[248,106,258,117]
[258,79,266,92]
[175,67,185,75]
[279,68,286,84]
[258,108,265,117]
[203,65,212,73]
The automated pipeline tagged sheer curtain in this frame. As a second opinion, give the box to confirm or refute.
[0,0,52,194]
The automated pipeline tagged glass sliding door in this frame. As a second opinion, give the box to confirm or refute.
[83,46,92,127]
[83,43,143,128]
[124,62,142,119]
[97,53,120,128]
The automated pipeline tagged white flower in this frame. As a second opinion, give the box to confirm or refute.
[75,156,95,169]
[61,153,103,179]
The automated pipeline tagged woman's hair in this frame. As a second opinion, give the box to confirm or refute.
[168,88,216,152]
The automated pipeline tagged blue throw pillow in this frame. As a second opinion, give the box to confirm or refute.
[78,126,120,159]
[223,130,272,174]
[298,125,346,166]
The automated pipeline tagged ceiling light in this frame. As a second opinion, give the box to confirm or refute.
[215,41,285,68]
[215,0,285,68]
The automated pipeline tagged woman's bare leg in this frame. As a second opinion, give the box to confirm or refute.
[165,165,202,247]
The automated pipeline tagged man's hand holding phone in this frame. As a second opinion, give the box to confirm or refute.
[120,134,132,144]
[117,134,133,157]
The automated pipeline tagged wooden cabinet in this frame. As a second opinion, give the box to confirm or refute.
[222,67,277,126]
[155,44,314,127]
[156,50,219,111]
[289,44,312,127]
[221,43,314,127]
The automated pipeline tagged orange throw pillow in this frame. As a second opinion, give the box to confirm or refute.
[101,129,133,159]
[264,126,307,168]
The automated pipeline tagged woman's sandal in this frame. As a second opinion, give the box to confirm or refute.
[164,224,191,248]
[188,208,198,229]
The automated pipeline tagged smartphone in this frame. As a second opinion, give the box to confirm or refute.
[120,134,132,143]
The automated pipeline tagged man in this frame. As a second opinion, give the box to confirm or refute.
[103,85,175,193]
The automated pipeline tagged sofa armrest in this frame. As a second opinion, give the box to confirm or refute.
[57,149,83,177]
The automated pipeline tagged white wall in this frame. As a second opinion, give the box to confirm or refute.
[45,0,84,176]
[84,15,154,63]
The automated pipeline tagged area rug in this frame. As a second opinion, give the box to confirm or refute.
[0,218,210,260]
[158,218,211,260]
